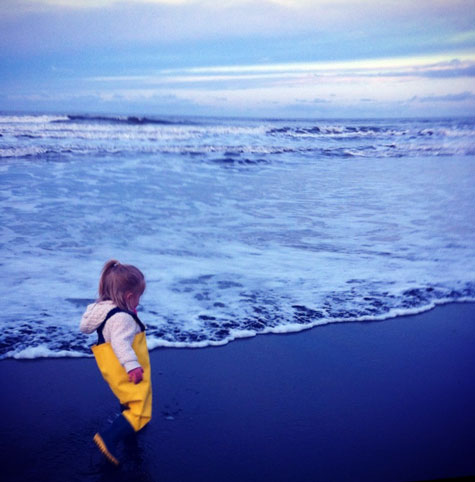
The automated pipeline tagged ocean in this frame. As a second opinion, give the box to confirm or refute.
[1,113,474,359]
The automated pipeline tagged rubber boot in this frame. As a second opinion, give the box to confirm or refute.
[93,414,135,466]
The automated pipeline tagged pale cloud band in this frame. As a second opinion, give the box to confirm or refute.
[169,52,475,76]
[87,52,475,85]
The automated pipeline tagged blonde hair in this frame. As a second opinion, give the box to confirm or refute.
[98,259,146,311]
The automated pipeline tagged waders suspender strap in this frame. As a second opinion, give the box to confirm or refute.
[96,307,146,345]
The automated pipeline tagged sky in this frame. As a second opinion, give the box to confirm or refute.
[1,0,475,118]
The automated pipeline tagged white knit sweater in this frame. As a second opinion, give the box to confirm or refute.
[80,300,142,373]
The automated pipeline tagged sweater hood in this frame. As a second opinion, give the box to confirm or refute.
[79,300,117,334]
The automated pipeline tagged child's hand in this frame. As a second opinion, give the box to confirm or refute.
[128,367,144,384]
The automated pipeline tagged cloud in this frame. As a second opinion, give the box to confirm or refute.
[2,0,475,56]
[85,52,475,89]
[2,0,190,12]
[309,98,331,104]
[181,52,475,74]
[412,91,475,103]
[87,72,306,88]
[418,62,475,78]
[449,29,475,44]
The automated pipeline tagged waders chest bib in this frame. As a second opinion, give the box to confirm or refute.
[91,308,152,432]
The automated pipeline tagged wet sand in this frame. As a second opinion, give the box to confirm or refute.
[1,302,475,482]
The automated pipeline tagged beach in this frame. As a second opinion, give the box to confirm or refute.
[1,302,474,482]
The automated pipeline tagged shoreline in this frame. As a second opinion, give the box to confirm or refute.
[1,302,475,481]
[7,299,475,358]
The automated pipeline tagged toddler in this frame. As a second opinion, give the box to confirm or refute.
[80,260,152,465]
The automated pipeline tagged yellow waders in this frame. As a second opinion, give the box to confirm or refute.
[91,309,152,432]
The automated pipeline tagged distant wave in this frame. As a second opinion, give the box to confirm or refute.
[53,114,185,126]
[1,114,474,160]
[268,125,389,137]
[1,141,474,160]
[267,123,475,139]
